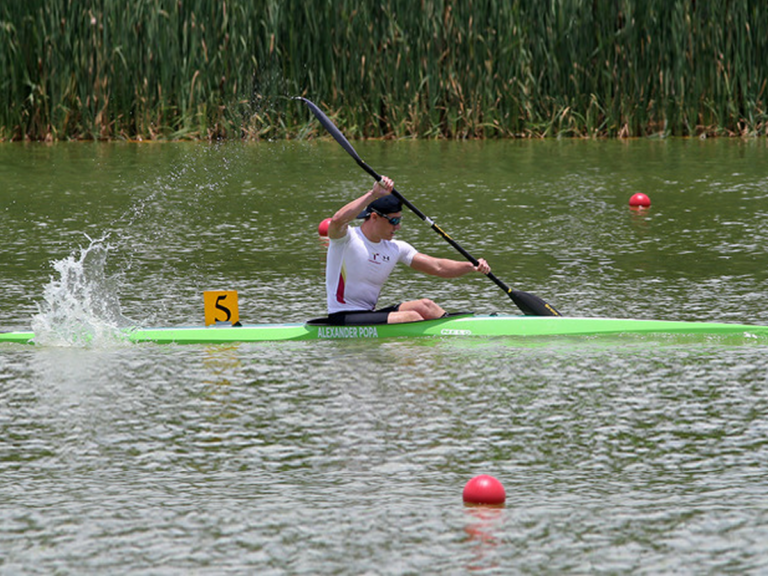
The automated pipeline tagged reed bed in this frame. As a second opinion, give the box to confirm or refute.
[2,0,766,140]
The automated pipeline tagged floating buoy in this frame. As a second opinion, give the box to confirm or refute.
[318,218,332,237]
[463,474,506,506]
[629,193,651,208]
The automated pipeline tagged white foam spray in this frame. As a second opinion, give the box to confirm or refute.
[31,236,134,347]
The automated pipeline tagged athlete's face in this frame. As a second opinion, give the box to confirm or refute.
[373,211,402,240]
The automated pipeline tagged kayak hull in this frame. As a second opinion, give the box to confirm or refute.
[3,315,768,345]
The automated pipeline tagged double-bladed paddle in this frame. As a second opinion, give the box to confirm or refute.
[296,97,561,317]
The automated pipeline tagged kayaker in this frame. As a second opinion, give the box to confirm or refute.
[325,176,491,325]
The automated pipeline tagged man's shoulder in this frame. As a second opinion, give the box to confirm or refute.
[387,237,415,250]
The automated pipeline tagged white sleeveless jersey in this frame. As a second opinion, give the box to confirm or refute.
[326,226,417,314]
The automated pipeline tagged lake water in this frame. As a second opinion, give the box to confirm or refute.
[1,139,768,574]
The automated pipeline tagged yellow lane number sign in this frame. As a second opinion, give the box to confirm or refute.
[203,290,240,326]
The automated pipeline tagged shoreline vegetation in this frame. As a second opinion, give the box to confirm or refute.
[2,1,766,142]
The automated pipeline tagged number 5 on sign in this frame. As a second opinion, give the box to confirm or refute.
[203,290,240,326]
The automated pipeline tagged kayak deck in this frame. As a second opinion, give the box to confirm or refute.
[2,314,768,345]
[127,315,768,343]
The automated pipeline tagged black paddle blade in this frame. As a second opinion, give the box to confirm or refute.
[296,97,369,169]
[510,289,561,316]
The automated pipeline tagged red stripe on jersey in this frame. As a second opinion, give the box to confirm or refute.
[335,272,346,304]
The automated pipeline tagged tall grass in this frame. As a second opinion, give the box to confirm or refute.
[1,0,766,140]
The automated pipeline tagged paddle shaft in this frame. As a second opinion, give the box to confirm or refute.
[296,97,561,316]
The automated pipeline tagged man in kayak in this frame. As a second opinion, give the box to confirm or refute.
[325,176,491,325]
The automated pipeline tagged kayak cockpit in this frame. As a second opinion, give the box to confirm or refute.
[304,311,475,326]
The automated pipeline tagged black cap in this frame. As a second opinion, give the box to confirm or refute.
[356,194,403,219]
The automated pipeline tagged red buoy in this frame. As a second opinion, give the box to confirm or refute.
[629,193,651,208]
[318,218,332,237]
[463,474,506,506]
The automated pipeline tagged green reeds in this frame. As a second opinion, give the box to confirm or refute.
[1,0,766,141]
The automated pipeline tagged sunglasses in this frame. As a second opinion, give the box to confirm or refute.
[371,209,402,226]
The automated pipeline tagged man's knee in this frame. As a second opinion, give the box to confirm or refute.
[410,298,444,319]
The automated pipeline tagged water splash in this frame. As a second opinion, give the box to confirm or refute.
[27,145,242,345]
[31,236,134,347]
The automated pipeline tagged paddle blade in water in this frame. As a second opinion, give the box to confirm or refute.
[510,290,561,316]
